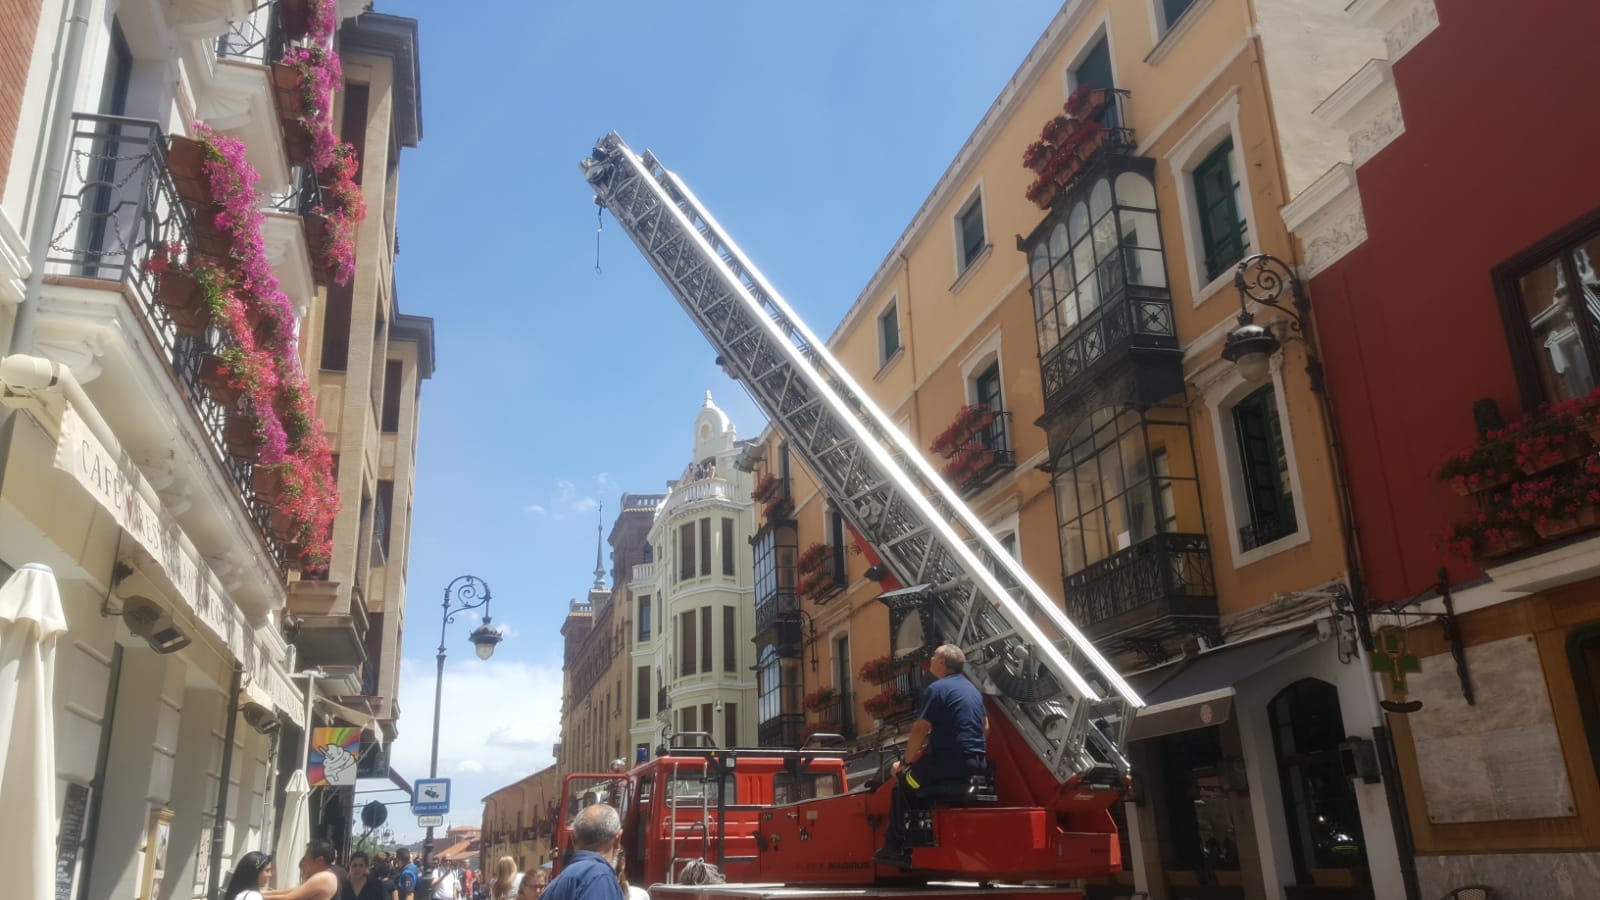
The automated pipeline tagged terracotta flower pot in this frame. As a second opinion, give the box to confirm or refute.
[198,354,243,407]
[252,464,290,507]
[223,414,262,460]
[268,508,299,541]
[303,211,333,285]
[1479,526,1540,560]
[191,212,233,259]
[1519,435,1595,475]
[156,270,213,337]
[166,135,213,207]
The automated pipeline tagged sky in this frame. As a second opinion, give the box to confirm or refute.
[371,0,1064,842]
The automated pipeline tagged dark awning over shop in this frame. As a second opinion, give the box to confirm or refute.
[1126,625,1323,741]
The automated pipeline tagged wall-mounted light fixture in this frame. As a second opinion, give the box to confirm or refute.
[1220,254,1323,390]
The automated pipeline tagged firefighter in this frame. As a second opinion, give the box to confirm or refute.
[873,644,989,869]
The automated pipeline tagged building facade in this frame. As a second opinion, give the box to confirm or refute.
[0,1,428,896]
[1282,1,1600,897]
[628,393,758,755]
[480,765,562,872]
[734,2,1414,898]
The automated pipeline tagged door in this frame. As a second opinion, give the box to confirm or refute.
[833,634,852,736]
[1269,679,1370,891]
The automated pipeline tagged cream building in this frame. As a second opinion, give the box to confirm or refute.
[627,393,758,754]
[0,1,429,896]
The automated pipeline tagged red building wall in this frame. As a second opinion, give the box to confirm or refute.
[0,0,43,195]
[1307,0,1600,602]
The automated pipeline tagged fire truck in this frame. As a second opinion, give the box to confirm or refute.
[555,134,1147,900]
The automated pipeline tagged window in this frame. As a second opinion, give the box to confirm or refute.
[698,517,712,577]
[638,595,651,642]
[679,522,696,581]
[826,511,848,586]
[381,360,403,432]
[957,193,987,271]
[753,527,795,606]
[682,706,697,735]
[1231,386,1297,550]
[1054,406,1204,575]
[637,667,651,720]
[1500,217,1600,404]
[701,703,714,739]
[680,611,696,676]
[723,702,738,749]
[757,645,782,724]
[1029,172,1167,359]
[374,479,394,560]
[321,282,354,371]
[1193,139,1247,282]
[700,606,712,674]
[973,362,1006,453]
[1071,35,1114,91]
[878,301,901,364]
[721,517,735,576]
[723,606,737,673]
[340,83,370,183]
[1156,0,1200,36]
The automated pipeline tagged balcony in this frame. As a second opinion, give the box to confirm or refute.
[285,579,368,671]
[1065,532,1218,650]
[932,407,1017,495]
[44,114,285,567]
[1036,261,1181,417]
[806,694,855,740]
[215,5,290,65]
[754,587,799,646]
[758,713,805,749]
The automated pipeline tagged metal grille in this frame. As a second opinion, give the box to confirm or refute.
[582,134,1146,786]
[47,114,284,567]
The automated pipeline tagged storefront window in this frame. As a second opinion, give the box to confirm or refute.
[1053,405,1203,575]
[1269,679,1368,881]
[1155,727,1239,875]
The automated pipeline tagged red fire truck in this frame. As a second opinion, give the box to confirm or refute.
[556,135,1146,900]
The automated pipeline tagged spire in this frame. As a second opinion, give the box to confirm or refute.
[592,500,606,590]
[703,390,714,408]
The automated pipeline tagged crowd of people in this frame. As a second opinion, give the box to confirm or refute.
[220,809,637,900]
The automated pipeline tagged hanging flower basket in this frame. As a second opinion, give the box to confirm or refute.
[252,464,291,507]
[155,269,213,337]
[199,353,244,407]
[224,414,263,460]
[166,135,214,207]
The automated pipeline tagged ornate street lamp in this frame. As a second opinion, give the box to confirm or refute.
[422,575,502,873]
[1220,253,1312,386]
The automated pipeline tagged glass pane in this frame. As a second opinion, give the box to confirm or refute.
[1089,178,1113,221]
[1075,239,1100,315]
[1054,259,1078,330]
[1097,444,1129,552]
[1120,209,1166,287]
[1060,522,1087,575]
[1049,222,1071,262]
[1115,171,1157,209]
[1092,209,1118,263]
[1518,257,1595,401]
[1068,202,1091,244]
[1030,245,1050,282]
[1166,479,1205,533]
[1055,472,1080,523]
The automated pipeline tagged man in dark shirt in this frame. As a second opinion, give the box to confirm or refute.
[874,643,988,868]
[544,805,624,900]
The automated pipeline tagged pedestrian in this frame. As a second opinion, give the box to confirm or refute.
[344,852,388,900]
[394,851,419,900]
[223,852,274,900]
[430,861,460,900]
[488,856,519,900]
[264,839,343,900]
[542,805,624,900]
[873,643,989,869]
[515,869,546,900]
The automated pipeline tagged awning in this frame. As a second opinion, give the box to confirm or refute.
[1126,625,1323,741]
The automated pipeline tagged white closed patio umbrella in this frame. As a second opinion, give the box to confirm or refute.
[0,563,69,900]
[274,770,311,888]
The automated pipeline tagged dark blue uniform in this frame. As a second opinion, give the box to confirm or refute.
[543,851,622,900]
[882,673,987,856]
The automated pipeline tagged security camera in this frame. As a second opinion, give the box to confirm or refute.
[242,701,281,735]
[122,596,191,654]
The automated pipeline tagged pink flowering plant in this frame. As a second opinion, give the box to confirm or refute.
[312,141,366,285]
[308,0,338,45]
[282,45,343,171]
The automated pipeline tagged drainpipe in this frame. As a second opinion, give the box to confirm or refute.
[208,664,244,900]
[12,0,96,355]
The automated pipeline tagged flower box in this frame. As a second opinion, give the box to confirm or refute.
[1532,505,1600,540]
[864,687,913,719]
[223,414,263,460]
[156,269,213,337]
[858,655,903,685]
[270,63,308,122]
[1478,526,1540,560]
[303,211,334,285]
[199,354,243,408]
[801,688,837,712]
[252,464,291,507]
[1518,435,1595,476]
[281,119,314,168]
[751,473,782,503]
[166,135,213,207]
[268,508,299,542]
[763,496,794,521]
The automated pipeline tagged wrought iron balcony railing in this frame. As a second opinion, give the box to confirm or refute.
[814,695,855,739]
[754,587,798,639]
[216,6,290,64]
[46,113,285,566]
[941,410,1018,495]
[1240,512,1298,552]
[1039,253,1179,410]
[758,713,805,749]
[1064,531,1217,641]
[268,164,324,217]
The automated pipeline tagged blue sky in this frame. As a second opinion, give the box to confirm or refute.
[374,0,1063,840]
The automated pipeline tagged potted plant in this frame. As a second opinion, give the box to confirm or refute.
[166,135,213,207]
[1505,403,1595,475]
[857,655,901,685]
[752,472,781,503]
[1434,437,1518,496]
[801,688,837,713]
[864,687,911,719]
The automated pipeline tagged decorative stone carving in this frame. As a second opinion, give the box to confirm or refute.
[1348,100,1405,167]
[1383,0,1440,60]
[1281,164,1367,279]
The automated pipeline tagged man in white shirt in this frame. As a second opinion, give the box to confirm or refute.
[430,864,460,900]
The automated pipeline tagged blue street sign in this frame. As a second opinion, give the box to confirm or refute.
[412,778,451,816]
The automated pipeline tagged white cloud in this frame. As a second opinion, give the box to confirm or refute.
[572,496,599,513]
[523,504,547,516]
[387,656,564,841]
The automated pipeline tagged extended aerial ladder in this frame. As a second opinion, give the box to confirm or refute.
[579,134,1144,883]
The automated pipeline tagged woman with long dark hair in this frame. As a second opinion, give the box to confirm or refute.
[223,852,274,900]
